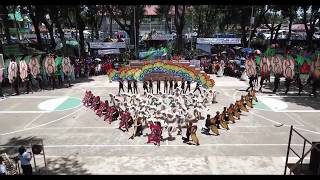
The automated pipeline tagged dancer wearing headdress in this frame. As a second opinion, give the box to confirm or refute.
[169,78,173,94]
[193,82,202,94]
[163,78,168,94]
[118,78,125,95]
[133,79,138,94]
[156,79,161,94]
[143,80,148,93]
[127,80,133,94]
[149,79,153,94]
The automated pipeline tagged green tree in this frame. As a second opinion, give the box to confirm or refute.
[75,5,86,56]
[155,5,172,34]
[174,5,186,54]
[301,5,320,48]
[0,5,12,44]
[280,5,298,44]
[106,5,145,52]
[264,6,283,44]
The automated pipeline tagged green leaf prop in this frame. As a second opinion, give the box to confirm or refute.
[264,47,275,57]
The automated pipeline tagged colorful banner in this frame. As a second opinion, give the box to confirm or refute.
[139,47,168,60]
[98,49,120,55]
[0,54,4,82]
[196,38,241,45]
[89,42,126,49]
[107,61,215,89]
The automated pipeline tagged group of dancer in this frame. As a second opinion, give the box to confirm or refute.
[118,78,203,96]
[82,79,257,146]
[244,53,320,96]
[201,89,257,137]
[0,55,73,97]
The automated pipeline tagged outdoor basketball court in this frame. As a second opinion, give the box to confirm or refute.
[1,75,320,174]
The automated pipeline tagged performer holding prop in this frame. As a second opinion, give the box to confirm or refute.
[282,57,295,95]
[259,56,271,92]
[45,55,56,90]
[62,57,72,87]
[270,55,283,93]
[8,58,19,95]
[245,55,257,92]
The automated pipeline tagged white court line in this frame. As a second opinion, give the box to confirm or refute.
[34,125,279,130]
[283,113,304,126]
[34,127,117,130]
[257,95,312,98]
[253,108,320,113]
[275,110,320,113]
[6,96,69,99]
[0,111,52,114]
[250,112,287,126]
[294,127,320,135]
[0,107,84,136]
[252,111,320,135]
[23,114,43,129]
[0,143,307,148]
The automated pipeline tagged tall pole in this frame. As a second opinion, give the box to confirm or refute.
[134,6,137,59]
[248,5,254,48]
[149,16,152,32]
[191,10,194,50]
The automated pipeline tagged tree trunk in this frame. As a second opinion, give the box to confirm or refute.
[46,24,56,51]
[250,7,269,42]
[270,28,274,45]
[240,11,247,46]
[287,17,293,44]
[176,34,183,55]
[165,16,172,34]
[76,7,85,56]
[95,29,99,40]
[273,24,282,44]
[109,16,113,37]
[91,29,94,42]
[197,12,202,37]
[307,31,314,48]
[174,5,185,55]
[55,17,66,56]
[0,39,3,54]
[0,6,12,44]
[79,27,85,56]
[28,6,43,50]
[241,24,247,47]
[96,10,104,40]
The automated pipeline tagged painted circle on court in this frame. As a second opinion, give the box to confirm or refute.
[38,97,81,111]
[254,97,288,111]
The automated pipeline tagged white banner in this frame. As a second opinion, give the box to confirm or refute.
[197,38,241,45]
[89,42,126,49]
[98,49,120,55]
[190,60,201,68]
[151,34,174,40]
[0,54,4,69]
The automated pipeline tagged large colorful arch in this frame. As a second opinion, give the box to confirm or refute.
[107,61,215,89]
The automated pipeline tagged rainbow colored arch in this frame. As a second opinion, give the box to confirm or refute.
[107,61,215,89]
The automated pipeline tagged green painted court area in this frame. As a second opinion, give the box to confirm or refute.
[253,101,272,111]
[55,97,81,111]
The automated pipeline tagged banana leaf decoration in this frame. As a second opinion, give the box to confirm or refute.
[264,47,275,57]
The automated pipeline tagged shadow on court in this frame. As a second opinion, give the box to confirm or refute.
[0,136,42,156]
[39,157,90,175]
[0,136,89,175]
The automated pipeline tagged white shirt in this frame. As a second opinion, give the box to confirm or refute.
[18,152,32,166]
[0,164,6,174]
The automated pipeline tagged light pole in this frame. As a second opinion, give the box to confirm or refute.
[134,6,137,59]
[191,9,194,50]
[248,5,254,48]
